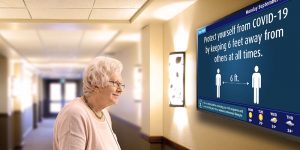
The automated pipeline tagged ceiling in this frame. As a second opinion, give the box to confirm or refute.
[0,0,197,78]
[0,0,146,20]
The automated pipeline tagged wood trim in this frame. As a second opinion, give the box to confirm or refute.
[13,111,22,115]
[12,110,24,150]
[0,113,9,117]
[140,133,163,143]
[33,102,38,129]
[13,144,23,150]
[0,111,22,116]
[140,132,149,141]
[141,133,189,150]
[149,136,163,143]
[0,112,13,150]
[163,137,190,150]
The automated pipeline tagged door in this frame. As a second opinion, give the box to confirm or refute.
[44,79,81,117]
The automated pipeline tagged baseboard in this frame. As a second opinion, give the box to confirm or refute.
[162,137,189,150]
[110,114,189,150]
[23,126,33,139]
[140,133,189,150]
[140,133,163,143]
[13,143,24,150]
[0,113,9,117]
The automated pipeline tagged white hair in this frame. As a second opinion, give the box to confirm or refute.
[83,56,123,96]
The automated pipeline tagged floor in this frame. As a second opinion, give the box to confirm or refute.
[22,119,54,150]
[21,118,176,150]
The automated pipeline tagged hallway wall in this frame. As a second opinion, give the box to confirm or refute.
[12,62,35,144]
[109,44,142,126]
[141,24,163,136]
[0,58,39,150]
[0,55,12,150]
[162,0,300,149]
[0,55,9,114]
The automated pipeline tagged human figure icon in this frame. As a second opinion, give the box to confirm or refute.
[252,66,261,104]
[216,68,221,98]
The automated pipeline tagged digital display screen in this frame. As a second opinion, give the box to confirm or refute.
[197,0,300,137]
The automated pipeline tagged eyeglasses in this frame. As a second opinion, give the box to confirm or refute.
[109,81,125,90]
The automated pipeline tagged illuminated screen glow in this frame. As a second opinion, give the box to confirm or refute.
[197,0,299,138]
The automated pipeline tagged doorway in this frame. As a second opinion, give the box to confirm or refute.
[44,79,82,117]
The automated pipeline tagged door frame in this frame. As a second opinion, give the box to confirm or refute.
[43,79,82,117]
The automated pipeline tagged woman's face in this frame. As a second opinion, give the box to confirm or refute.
[98,73,123,106]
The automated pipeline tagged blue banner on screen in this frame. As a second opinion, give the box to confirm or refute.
[197,0,300,138]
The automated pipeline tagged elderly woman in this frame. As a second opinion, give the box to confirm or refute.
[53,56,124,150]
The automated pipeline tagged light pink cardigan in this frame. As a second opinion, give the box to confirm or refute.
[53,98,121,150]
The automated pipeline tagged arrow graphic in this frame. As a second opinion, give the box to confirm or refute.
[222,81,249,85]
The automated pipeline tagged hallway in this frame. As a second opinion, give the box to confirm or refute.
[1,0,300,150]
[21,117,176,150]
[23,119,54,150]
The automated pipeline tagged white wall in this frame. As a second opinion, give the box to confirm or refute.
[11,61,36,138]
[108,44,142,127]
[148,24,163,136]
[141,25,150,134]
[140,24,164,136]
[110,24,164,137]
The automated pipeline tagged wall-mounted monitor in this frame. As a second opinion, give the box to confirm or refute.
[197,0,299,138]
